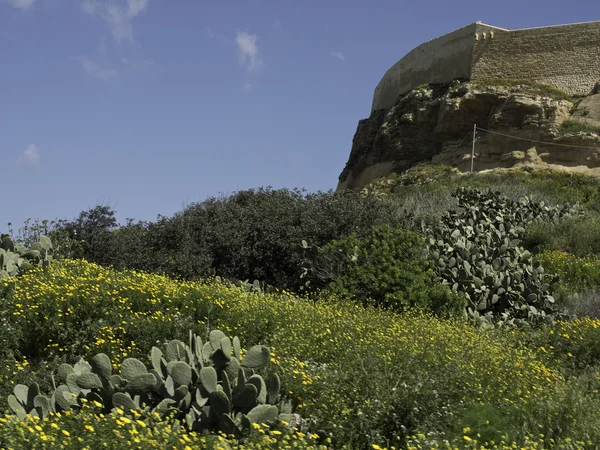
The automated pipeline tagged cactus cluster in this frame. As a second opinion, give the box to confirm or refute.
[7,329,300,438]
[424,188,581,325]
[0,234,53,278]
[234,278,272,294]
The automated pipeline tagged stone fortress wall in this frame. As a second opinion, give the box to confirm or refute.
[372,21,600,112]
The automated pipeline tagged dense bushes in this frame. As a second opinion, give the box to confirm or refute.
[523,215,600,258]
[537,250,600,289]
[27,188,403,292]
[304,224,466,317]
[150,188,403,290]
[568,290,600,319]
[54,205,118,265]
[13,169,600,295]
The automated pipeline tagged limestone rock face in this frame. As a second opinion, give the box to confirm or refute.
[337,81,600,191]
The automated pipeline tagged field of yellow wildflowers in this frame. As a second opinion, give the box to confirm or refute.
[1,259,600,449]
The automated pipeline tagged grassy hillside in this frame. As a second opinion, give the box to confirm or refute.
[2,260,600,449]
[2,166,600,449]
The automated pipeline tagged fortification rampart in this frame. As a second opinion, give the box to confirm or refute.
[371,21,600,112]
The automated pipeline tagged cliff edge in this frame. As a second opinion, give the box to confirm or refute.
[337,80,600,191]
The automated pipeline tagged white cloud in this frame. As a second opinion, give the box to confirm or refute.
[236,31,263,72]
[106,3,134,42]
[331,51,345,61]
[243,81,252,91]
[79,56,118,80]
[16,144,40,167]
[82,0,149,43]
[127,0,148,17]
[2,0,34,9]
[120,56,154,74]
[206,26,229,43]
[81,0,98,14]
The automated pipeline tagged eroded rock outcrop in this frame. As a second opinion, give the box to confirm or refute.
[337,81,600,191]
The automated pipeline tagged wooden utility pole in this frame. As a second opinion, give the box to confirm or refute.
[470,123,477,173]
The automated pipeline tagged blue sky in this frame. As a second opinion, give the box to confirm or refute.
[2,0,594,228]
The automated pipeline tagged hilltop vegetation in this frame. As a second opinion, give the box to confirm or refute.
[2,165,600,449]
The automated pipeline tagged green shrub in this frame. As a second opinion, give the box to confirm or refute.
[56,204,118,265]
[309,224,466,317]
[7,218,83,260]
[459,171,600,213]
[143,187,404,290]
[524,317,600,372]
[109,219,155,272]
[376,164,600,214]
[42,188,404,293]
[568,290,600,318]
[524,215,600,258]
[536,250,600,293]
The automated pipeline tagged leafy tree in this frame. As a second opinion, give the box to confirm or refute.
[59,205,118,265]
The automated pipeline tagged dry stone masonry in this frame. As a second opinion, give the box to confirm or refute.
[372,21,600,112]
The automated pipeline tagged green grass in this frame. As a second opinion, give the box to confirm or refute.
[471,78,572,101]
[523,215,600,258]
[365,164,600,216]
[560,119,600,134]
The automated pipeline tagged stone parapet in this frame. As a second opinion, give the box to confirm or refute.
[371,21,600,113]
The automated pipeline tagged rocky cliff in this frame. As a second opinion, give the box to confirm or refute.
[337,80,600,191]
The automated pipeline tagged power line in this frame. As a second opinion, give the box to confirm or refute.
[476,126,600,149]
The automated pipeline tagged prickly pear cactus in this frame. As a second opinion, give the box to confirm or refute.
[424,188,581,326]
[6,329,301,438]
[0,234,53,279]
[7,382,54,420]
